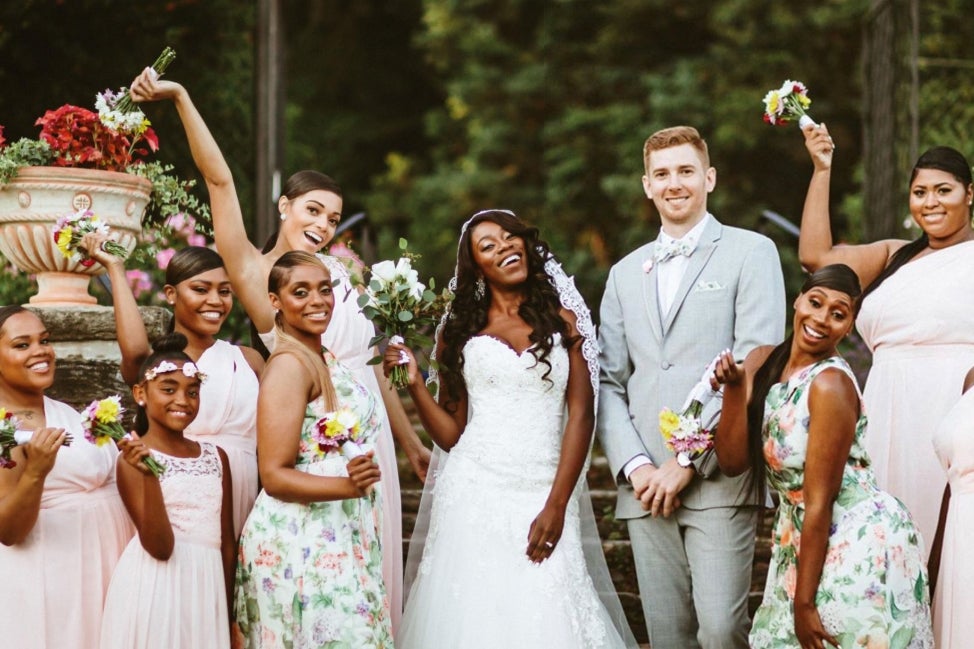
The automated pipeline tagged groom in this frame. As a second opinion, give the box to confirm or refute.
[598,125,785,648]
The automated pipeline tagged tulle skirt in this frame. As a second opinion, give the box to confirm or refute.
[100,536,229,649]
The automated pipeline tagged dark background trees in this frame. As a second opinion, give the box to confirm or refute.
[1,0,972,313]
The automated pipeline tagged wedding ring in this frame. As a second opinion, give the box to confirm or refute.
[544,541,554,548]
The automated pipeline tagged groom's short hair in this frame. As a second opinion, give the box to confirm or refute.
[643,126,710,173]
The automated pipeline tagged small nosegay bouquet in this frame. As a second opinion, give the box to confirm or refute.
[658,354,725,458]
[53,208,128,266]
[81,396,165,476]
[311,407,365,460]
[0,407,73,469]
[762,79,816,128]
[355,238,453,389]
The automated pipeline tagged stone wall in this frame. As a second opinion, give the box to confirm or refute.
[28,305,171,411]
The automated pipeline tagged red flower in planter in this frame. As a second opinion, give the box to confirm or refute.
[35,104,157,172]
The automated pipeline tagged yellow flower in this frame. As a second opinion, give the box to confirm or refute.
[0,407,7,419]
[55,227,74,256]
[94,397,120,423]
[323,418,345,439]
[659,409,680,437]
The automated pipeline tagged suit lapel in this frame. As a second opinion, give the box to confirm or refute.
[662,217,723,335]
[642,245,664,341]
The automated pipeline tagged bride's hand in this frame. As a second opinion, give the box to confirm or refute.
[382,342,421,386]
[128,67,184,104]
[525,503,565,564]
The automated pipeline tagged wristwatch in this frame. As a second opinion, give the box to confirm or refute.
[676,451,694,468]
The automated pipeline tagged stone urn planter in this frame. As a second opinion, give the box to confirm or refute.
[0,166,151,306]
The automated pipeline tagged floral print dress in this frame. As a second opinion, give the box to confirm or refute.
[749,356,933,649]
[235,351,392,648]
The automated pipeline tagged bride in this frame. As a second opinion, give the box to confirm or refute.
[385,209,637,648]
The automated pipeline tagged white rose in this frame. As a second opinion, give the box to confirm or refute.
[371,260,398,284]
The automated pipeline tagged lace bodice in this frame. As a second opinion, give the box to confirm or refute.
[453,334,568,484]
[153,442,223,546]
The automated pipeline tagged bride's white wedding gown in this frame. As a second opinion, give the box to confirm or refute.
[398,334,631,648]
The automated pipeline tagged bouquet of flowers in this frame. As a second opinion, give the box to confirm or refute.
[658,354,725,457]
[53,208,129,266]
[356,238,453,389]
[0,46,212,244]
[0,407,73,469]
[81,396,165,476]
[310,407,365,460]
[762,79,816,128]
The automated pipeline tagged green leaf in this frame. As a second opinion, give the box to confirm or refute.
[398,310,414,322]
[366,355,383,366]
[356,293,371,308]
[368,334,385,348]
[399,237,408,250]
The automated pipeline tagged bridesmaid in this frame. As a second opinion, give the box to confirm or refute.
[234,251,391,647]
[798,127,974,550]
[126,69,430,630]
[84,233,263,537]
[712,265,933,648]
[0,305,134,649]
[929,366,974,647]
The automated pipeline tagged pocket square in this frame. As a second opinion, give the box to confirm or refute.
[694,280,723,292]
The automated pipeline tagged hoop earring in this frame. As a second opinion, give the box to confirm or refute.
[474,277,486,301]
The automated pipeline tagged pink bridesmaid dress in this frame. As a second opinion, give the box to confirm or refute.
[0,397,134,649]
[183,339,259,537]
[856,240,974,552]
[932,386,974,647]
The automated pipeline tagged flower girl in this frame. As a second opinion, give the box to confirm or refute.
[100,333,235,649]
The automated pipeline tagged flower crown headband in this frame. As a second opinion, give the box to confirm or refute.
[143,360,208,383]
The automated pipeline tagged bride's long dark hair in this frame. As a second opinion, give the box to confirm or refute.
[438,210,572,407]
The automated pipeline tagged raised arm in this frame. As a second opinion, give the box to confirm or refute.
[712,347,771,476]
[526,312,594,564]
[128,71,274,332]
[798,123,903,286]
[82,232,150,385]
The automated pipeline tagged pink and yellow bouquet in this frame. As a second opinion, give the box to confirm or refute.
[659,399,714,456]
[310,408,365,460]
[53,208,128,266]
[762,80,816,128]
[81,396,165,476]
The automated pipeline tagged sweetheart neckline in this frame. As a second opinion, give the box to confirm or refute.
[468,334,539,357]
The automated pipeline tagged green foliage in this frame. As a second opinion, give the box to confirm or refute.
[0,138,53,184]
[126,161,213,255]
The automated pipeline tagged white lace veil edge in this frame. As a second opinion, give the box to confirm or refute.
[405,210,638,647]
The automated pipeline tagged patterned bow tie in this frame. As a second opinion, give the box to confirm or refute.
[653,238,693,263]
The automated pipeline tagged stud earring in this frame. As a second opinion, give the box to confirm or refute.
[280,212,287,221]
[137,401,145,407]
[474,277,486,300]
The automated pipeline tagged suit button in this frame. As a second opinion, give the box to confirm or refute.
[661,360,671,370]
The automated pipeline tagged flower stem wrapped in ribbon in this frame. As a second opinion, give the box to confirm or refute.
[53,208,128,266]
[0,407,73,469]
[81,396,165,477]
[762,79,816,128]
[658,353,725,458]
[355,238,453,389]
[112,47,177,115]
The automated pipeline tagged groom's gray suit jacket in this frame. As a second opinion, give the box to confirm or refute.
[598,216,785,519]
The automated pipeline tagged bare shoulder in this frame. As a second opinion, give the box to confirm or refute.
[237,344,265,377]
[808,366,858,403]
[743,345,776,372]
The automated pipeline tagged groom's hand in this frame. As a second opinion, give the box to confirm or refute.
[639,459,694,518]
